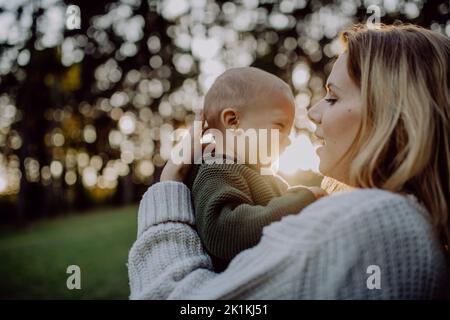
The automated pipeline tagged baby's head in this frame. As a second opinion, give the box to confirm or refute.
[203,67,295,165]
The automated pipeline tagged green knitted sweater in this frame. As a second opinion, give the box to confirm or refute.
[185,158,316,271]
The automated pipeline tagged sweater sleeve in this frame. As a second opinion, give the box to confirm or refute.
[128,181,302,299]
[192,166,316,261]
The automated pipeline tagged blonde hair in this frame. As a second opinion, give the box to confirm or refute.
[333,24,450,253]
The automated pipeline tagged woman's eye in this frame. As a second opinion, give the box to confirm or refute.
[325,98,337,105]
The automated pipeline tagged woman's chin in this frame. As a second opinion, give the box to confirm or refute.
[316,145,325,161]
[316,148,328,175]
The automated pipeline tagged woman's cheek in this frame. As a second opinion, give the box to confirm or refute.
[322,106,361,160]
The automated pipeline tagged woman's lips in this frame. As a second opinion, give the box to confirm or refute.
[314,134,325,155]
[314,131,326,145]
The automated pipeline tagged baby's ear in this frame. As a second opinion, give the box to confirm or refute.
[220,108,239,129]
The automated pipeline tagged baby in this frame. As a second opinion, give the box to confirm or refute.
[185,67,325,271]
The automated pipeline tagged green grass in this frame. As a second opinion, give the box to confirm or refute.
[0,205,138,299]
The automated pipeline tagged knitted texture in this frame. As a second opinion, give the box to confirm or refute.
[189,163,316,269]
[128,181,450,299]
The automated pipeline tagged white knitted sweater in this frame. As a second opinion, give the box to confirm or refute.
[128,181,449,299]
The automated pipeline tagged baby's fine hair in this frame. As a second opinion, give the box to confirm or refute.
[203,67,292,128]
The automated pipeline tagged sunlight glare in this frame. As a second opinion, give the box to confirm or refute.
[276,132,320,175]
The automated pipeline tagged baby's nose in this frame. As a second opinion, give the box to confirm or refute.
[286,136,292,147]
[279,136,291,152]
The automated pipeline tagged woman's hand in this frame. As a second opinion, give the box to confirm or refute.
[160,112,208,182]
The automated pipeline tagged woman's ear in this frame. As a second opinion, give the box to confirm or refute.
[220,108,239,129]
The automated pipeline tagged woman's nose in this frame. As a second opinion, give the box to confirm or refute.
[307,102,321,125]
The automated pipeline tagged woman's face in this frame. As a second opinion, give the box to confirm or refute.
[307,52,362,183]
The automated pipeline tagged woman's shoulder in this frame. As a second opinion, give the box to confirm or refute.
[262,188,436,248]
[258,188,449,299]
[305,187,431,224]
[261,188,449,298]
[324,188,434,234]
[311,188,423,213]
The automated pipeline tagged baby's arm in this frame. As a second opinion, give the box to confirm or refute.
[192,166,316,261]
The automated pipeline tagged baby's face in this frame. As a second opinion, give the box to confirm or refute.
[238,88,295,163]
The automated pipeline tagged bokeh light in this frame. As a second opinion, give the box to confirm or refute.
[0,0,448,218]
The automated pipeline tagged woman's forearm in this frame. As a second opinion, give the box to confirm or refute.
[128,221,214,299]
[128,181,211,299]
[127,181,296,299]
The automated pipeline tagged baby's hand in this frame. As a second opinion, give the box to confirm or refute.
[307,186,328,199]
[286,185,328,200]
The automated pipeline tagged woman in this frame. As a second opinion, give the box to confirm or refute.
[128,24,450,299]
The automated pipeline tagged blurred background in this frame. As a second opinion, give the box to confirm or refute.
[0,0,448,299]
